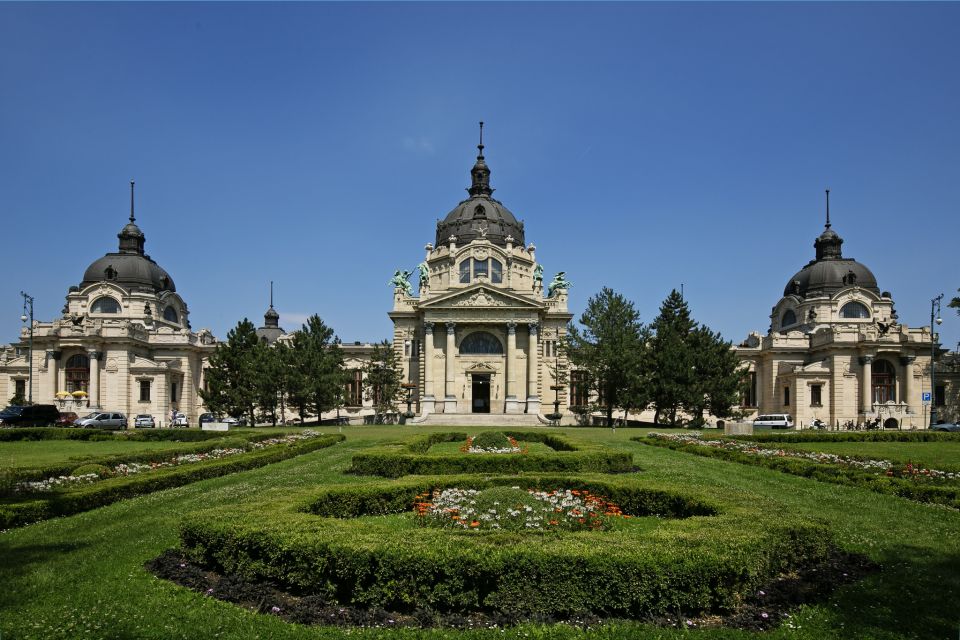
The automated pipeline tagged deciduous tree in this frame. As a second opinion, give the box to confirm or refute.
[362,340,404,423]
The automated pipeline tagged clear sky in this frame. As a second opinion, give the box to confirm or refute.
[1,2,958,352]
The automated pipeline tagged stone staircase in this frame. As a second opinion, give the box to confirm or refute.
[416,412,545,427]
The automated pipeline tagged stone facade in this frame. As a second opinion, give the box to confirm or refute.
[0,185,216,426]
[390,134,573,420]
[734,197,937,429]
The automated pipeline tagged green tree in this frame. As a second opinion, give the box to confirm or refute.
[252,340,286,426]
[199,318,260,426]
[362,340,404,423]
[648,290,697,426]
[9,391,26,406]
[949,288,959,316]
[287,315,344,424]
[565,287,649,428]
[685,326,746,426]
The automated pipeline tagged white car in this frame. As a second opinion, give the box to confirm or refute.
[134,414,155,428]
[170,412,188,428]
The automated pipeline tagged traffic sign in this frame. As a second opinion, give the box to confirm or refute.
[922,392,932,404]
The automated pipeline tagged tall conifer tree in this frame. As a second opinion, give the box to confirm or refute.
[200,318,260,425]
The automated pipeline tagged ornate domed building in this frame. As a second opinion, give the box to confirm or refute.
[0,183,216,425]
[735,192,936,429]
[390,124,574,423]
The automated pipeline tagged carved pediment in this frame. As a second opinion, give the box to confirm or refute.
[465,361,499,374]
[419,285,543,311]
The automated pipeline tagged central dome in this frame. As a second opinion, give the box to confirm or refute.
[783,210,879,298]
[435,125,525,248]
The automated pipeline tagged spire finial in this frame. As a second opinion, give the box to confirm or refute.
[825,188,831,229]
[477,121,484,158]
[269,281,274,309]
[129,180,136,223]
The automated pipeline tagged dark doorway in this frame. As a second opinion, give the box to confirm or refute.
[472,375,491,413]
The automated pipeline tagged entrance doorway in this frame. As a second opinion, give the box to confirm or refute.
[472,375,491,413]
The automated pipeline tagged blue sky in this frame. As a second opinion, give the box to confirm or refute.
[1,2,958,352]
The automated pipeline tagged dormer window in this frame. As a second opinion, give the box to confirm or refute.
[91,297,120,314]
[163,306,179,323]
[781,309,797,328]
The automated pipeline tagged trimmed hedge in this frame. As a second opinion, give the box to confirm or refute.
[0,427,234,442]
[349,431,629,477]
[0,434,344,529]
[725,431,960,444]
[178,473,830,620]
[639,435,960,509]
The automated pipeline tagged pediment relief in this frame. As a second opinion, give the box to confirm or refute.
[465,361,499,374]
[420,285,542,311]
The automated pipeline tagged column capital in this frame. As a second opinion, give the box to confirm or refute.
[900,355,916,365]
[859,355,874,365]
[87,349,101,360]
[424,321,434,334]
[45,349,56,359]
[528,323,538,336]
[507,322,516,335]
[446,322,456,335]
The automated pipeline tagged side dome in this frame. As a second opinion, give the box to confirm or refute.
[79,181,176,293]
[435,124,525,248]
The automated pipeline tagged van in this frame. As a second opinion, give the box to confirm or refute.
[0,404,60,427]
[752,414,794,430]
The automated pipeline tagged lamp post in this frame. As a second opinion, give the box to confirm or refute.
[930,294,943,428]
[20,291,34,405]
[401,382,417,421]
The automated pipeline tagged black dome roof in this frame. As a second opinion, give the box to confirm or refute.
[435,125,525,248]
[80,183,176,293]
[783,217,879,298]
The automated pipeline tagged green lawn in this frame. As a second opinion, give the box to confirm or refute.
[0,439,201,469]
[777,440,960,471]
[1,425,958,639]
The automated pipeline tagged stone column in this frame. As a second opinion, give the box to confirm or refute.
[46,350,59,397]
[526,323,540,413]
[421,322,435,414]
[87,349,101,409]
[444,323,457,413]
[505,323,519,413]
[900,356,916,415]
[860,355,873,414]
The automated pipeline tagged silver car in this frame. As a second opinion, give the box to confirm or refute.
[134,414,155,428]
[76,412,128,430]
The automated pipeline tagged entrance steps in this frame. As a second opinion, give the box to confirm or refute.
[417,412,544,427]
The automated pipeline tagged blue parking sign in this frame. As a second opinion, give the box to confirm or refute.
[922,392,932,403]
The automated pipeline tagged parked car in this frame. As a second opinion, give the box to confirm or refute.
[223,416,247,427]
[134,414,156,428]
[168,411,188,428]
[0,404,60,427]
[199,412,216,427]
[56,411,79,426]
[932,422,960,432]
[752,413,795,430]
[75,412,128,430]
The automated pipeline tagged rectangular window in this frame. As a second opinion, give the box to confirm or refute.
[810,384,822,407]
[570,371,590,408]
[171,382,179,403]
[459,260,471,283]
[345,370,364,407]
[741,372,757,407]
[139,380,151,402]
[543,340,556,358]
[412,339,420,358]
[935,384,946,407]
[490,259,502,283]
[783,386,790,406]
[473,258,488,279]
[15,379,26,399]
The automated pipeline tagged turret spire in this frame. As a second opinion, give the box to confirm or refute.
[130,180,136,224]
[814,188,843,260]
[478,121,484,158]
[468,121,493,197]
[269,281,274,308]
[825,188,831,229]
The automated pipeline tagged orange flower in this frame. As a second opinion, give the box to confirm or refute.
[470,521,480,528]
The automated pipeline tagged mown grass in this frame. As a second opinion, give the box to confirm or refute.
[0,439,203,469]
[1,425,958,639]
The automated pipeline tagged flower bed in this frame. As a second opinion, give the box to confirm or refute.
[460,432,526,454]
[349,431,632,477]
[174,473,832,621]
[639,432,960,509]
[414,486,625,531]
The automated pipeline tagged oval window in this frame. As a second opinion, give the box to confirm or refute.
[91,297,120,314]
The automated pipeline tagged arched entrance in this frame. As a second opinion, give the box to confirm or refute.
[872,359,896,404]
[883,417,899,429]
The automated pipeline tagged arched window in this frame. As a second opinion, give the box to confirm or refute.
[91,297,120,314]
[781,309,797,328]
[872,359,896,404]
[459,260,471,284]
[65,354,89,393]
[163,306,179,323]
[840,301,870,319]
[459,331,504,355]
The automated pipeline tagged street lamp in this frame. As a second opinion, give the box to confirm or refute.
[930,293,943,428]
[20,291,34,405]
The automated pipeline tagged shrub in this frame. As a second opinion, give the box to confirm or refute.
[724,431,960,444]
[178,473,828,621]
[71,464,112,478]
[469,431,512,450]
